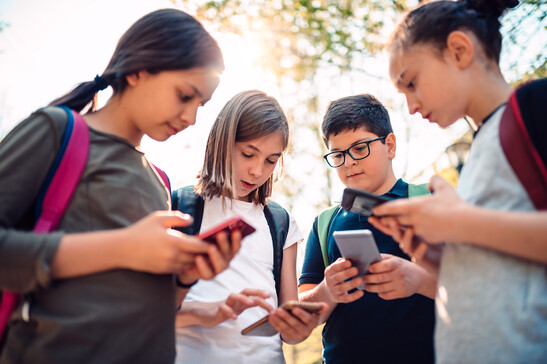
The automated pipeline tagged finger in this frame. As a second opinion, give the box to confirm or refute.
[155,211,194,228]
[372,197,420,217]
[240,288,271,298]
[214,231,232,257]
[171,234,210,254]
[205,244,229,275]
[193,254,215,279]
[326,258,353,273]
[229,230,242,257]
[337,288,364,303]
[248,297,275,313]
[429,175,450,193]
[218,303,238,320]
[364,281,393,294]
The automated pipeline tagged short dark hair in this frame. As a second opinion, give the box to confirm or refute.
[321,94,393,146]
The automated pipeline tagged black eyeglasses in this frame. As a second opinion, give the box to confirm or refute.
[323,136,387,168]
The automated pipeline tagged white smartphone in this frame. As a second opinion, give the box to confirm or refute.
[333,229,382,289]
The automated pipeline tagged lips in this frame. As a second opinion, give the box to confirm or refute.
[241,180,256,190]
[347,172,363,179]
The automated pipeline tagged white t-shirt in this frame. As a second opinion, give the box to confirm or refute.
[175,196,303,364]
[435,106,547,363]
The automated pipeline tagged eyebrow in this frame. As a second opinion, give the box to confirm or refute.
[246,144,283,157]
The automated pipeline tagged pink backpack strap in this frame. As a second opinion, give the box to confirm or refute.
[499,90,547,210]
[152,164,171,198]
[0,108,89,342]
[34,110,90,232]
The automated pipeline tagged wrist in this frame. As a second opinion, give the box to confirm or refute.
[176,275,198,289]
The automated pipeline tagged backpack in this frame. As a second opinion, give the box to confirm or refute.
[0,106,89,349]
[0,106,171,351]
[171,186,290,298]
[317,183,430,267]
[499,78,547,210]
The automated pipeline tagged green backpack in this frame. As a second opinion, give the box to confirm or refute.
[317,183,430,267]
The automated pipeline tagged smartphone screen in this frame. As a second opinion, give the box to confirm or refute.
[197,216,256,244]
[341,187,391,217]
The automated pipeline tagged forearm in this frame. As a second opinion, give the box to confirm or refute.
[175,301,220,327]
[453,207,547,263]
[298,281,336,324]
[50,228,133,278]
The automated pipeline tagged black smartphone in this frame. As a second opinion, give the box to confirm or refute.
[241,301,323,336]
[341,187,392,217]
[197,216,256,244]
[333,229,382,289]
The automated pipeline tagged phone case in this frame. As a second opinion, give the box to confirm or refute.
[241,301,323,336]
[341,187,391,216]
[197,216,256,243]
[333,229,381,289]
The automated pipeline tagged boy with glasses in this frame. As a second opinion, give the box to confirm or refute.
[298,94,437,364]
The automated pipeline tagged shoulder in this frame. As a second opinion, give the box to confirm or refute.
[2,106,68,150]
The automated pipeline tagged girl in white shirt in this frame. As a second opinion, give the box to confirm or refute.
[173,90,326,363]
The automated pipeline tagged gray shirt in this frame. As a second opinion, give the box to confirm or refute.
[0,107,176,363]
[436,106,547,363]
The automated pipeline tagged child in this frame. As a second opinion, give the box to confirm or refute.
[0,9,239,364]
[172,90,326,363]
[369,0,547,362]
[298,94,437,364]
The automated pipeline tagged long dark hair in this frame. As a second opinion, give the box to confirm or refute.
[50,8,224,112]
[388,0,519,64]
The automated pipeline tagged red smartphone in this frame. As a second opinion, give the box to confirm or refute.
[197,216,256,244]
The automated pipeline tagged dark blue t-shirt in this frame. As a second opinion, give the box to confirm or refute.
[299,179,435,364]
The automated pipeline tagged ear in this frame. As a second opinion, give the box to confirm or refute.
[126,71,149,87]
[446,31,474,68]
[125,72,140,87]
[385,132,396,160]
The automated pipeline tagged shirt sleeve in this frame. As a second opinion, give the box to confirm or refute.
[0,109,66,292]
[298,217,326,286]
[283,212,304,250]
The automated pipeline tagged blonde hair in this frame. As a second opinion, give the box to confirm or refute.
[196,90,289,205]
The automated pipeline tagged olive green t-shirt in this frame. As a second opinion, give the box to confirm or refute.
[0,107,175,363]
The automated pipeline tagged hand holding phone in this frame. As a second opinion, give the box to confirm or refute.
[333,229,382,289]
[341,187,391,216]
[197,216,256,244]
[241,301,323,336]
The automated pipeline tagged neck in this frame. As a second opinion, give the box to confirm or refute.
[466,67,513,128]
[84,97,143,147]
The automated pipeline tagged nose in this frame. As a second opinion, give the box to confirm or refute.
[249,160,263,178]
[405,94,420,115]
[179,102,200,126]
[343,152,357,167]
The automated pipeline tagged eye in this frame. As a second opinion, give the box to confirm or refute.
[407,80,415,90]
[266,157,280,165]
[179,92,193,103]
[354,144,368,152]
[242,152,253,159]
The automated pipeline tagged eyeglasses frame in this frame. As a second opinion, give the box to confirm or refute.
[323,136,387,168]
